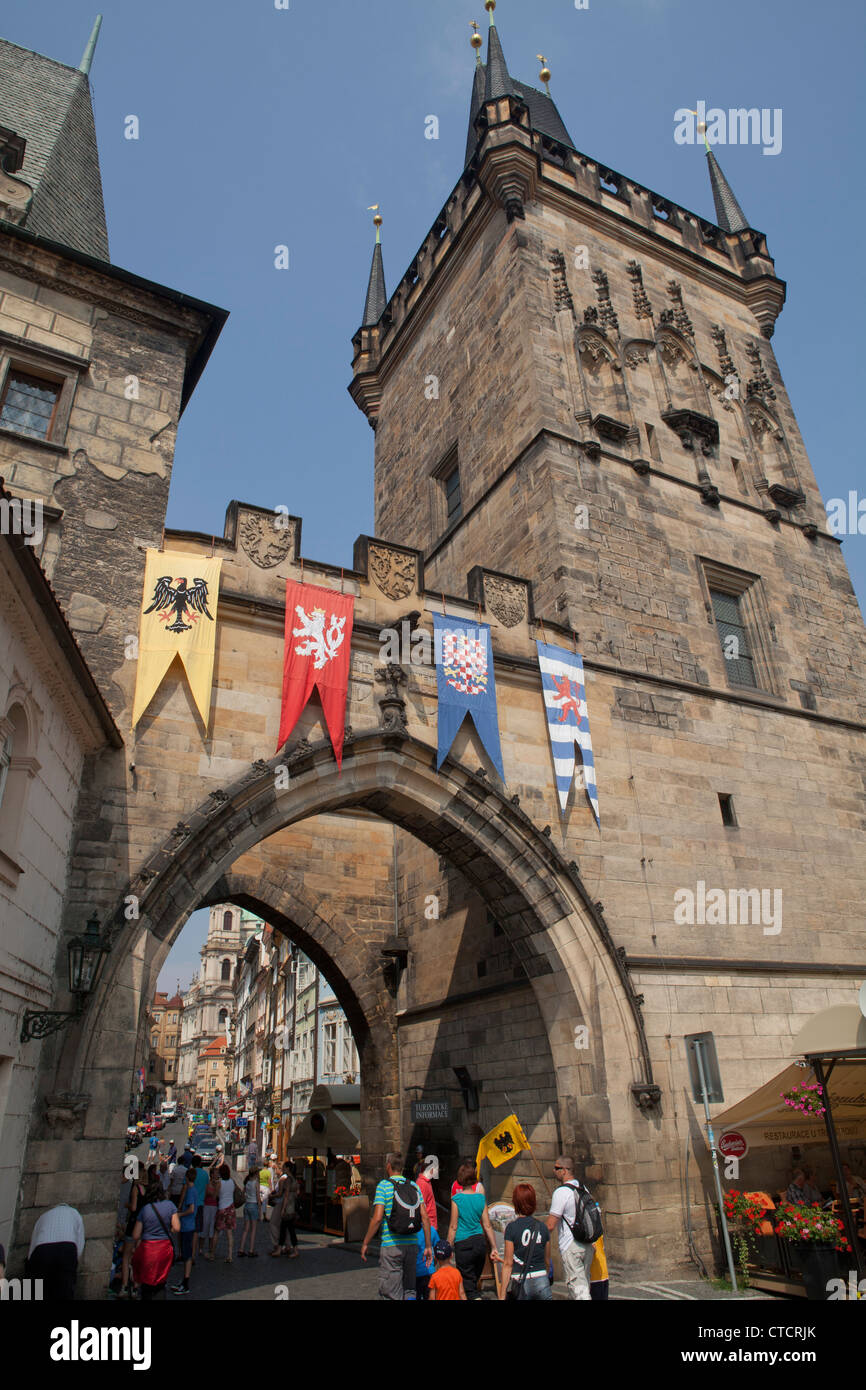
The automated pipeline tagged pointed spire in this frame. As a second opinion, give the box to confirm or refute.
[78,15,103,76]
[706,148,749,233]
[362,209,386,326]
[484,1,512,101]
[465,45,487,167]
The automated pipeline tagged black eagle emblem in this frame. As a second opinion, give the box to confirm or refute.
[144,575,213,633]
[493,1129,515,1155]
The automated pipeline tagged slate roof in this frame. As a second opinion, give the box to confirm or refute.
[0,37,109,261]
[362,241,387,326]
[465,23,576,169]
[706,150,749,234]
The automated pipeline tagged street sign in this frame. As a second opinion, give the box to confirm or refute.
[684,1031,724,1104]
[719,1130,749,1161]
[411,1099,451,1123]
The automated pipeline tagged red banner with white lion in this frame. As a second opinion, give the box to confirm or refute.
[277,579,354,769]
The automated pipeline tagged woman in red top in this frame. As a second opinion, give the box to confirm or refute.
[417,1154,439,1229]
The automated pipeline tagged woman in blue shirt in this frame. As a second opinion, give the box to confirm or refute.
[446,1160,501,1299]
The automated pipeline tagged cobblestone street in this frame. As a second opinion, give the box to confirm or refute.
[148,1229,777,1302]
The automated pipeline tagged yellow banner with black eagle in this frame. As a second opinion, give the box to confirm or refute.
[131,549,222,730]
[475,1113,531,1172]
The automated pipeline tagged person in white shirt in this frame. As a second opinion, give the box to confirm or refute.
[547,1156,594,1300]
[26,1203,85,1300]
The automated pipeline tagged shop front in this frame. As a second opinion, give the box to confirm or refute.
[712,1005,866,1298]
[284,1084,365,1236]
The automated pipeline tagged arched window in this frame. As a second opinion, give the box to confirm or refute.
[0,726,12,810]
[223,910,233,931]
[218,1008,228,1024]
[221,959,231,981]
[0,702,35,884]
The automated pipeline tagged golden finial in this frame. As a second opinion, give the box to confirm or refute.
[485,0,496,21]
[368,204,383,242]
[688,109,711,154]
[537,54,551,92]
[470,20,483,59]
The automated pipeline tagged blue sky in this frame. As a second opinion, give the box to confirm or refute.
[6,0,863,990]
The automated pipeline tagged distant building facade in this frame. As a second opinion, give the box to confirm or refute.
[177,905,245,1107]
[145,992,183,1102]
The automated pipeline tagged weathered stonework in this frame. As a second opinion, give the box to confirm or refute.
[4,29,865,1303]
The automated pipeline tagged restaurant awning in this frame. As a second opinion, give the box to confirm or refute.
[793,1004,866,1059]
[285,1108,360,1153]
[710,1060,866,1147]
[285,1083,360,1153]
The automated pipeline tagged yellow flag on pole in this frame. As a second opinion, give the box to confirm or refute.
[132,549,222,730]
[475,1113,531,1173]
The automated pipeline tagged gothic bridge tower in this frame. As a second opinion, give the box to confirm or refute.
[350,3,866,1268]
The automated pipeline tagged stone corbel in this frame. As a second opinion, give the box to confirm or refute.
[44,1091,90,1135]
[477,138,539,223]
[630,1082,662,1114]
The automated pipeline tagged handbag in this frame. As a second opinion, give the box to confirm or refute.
[505,1221,542,1301]
[131,1202,176,1285]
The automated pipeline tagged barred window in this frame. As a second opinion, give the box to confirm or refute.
[0,371,60,440]
[710,589,757,688]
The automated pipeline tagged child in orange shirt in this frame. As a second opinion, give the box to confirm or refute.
[428,1240,466,1301]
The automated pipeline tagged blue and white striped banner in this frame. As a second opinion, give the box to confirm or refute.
[536,641,600,825]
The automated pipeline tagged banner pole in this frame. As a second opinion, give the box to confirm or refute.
[503,1092,552,1200]
[528,1145,553,1200]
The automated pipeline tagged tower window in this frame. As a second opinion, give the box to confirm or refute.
[709,589,757,688]
[221,958,231,981]
[718,793,737,827]
[0,370,60,441]
[223,909,233,931]
[444,464,461,525]
[645,422,660,462]
[432,444,461,533]
[731,457,748,497]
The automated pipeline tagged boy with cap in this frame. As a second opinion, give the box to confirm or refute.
[428,1241,466,1301]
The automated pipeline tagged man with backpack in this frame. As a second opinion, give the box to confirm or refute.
[360,1152,433,1300]
[547,1155,603,1300]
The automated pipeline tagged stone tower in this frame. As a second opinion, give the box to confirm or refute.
[0,33,226,700]
[350,5,866,1267]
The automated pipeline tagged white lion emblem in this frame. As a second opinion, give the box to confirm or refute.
[293,605,346,670]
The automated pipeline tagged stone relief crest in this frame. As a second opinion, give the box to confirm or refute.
[485,575,527,629]
[238,511,295,568]
[368,543,416,600]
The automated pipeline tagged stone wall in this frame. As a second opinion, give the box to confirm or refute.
[0,538,107,1260]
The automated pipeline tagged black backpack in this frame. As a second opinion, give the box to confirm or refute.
[386,1178,423,1236]
[563,1180,603,1243]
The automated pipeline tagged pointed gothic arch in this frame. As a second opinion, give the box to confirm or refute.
[575,327,630,419]
[43,729,654,1262]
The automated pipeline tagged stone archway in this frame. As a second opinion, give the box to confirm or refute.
[197,866,401,1181]
[18,729,654,1294]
